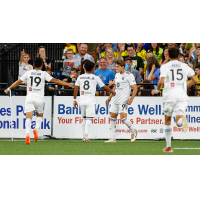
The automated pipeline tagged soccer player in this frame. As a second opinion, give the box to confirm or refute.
[105,60,138,143]
[73,61,116,143]
[152,47,198,152]
[4,57,74,145]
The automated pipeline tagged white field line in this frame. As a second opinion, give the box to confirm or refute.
[174,148,200,149]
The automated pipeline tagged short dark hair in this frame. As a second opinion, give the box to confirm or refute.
[71,68,78,73]
[196,64,200,70]
[126,44,134,49]
[80,43,88,47]
[84,61,95,72]
[125,57,132,62]
[168,47,180,59]
[115,60,125,67]
[197,46,200,49]
[34,57,43,68]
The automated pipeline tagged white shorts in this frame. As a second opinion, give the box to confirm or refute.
[24,96,45,114]
[163,100,187,117]
[80,104,96,118]
[109,103,128,114]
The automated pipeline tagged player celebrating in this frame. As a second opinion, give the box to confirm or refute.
[73,61,116,143]
[105,60,138,143]
[152,47,197,152]
[4,57,74,145]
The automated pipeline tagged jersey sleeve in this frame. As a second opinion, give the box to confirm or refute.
[96,76,105,88]
[20,71,28,82]
[128,73,136,86]
[44,71,53,82]
[187,65,195,77]
[160,65,167,78]
[75,77,80,86]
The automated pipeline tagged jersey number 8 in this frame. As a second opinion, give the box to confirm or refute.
[83,80,90,90]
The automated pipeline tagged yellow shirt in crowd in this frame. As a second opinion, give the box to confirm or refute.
[136,49,147,73]
[100,50,128,59]
[64,44,77,54]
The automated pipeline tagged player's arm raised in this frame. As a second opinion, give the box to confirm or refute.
[49,78,74,88]
[73,86,79,108]
[187,75,198,89]
[4,79,23,94]
[127,84,138,105]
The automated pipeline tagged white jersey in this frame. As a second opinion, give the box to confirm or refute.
[75,73,105,105]
[20,70,53,98]
[18,62,33,84]
[160,60,195,102]
[112,71,136,104]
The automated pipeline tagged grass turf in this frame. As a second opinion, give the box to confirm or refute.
[0,139,200,155]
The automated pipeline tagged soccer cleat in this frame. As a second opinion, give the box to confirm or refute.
[182,116,188,132]
[163,147,173,152]
[104,139,116,143]
[82,138,86,143]
[131,129,137,142]
[33,128,38,141]
[26,134,30,145]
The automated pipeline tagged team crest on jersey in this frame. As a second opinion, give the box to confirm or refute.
[29,66,32,69]
[29,87,32,91]
[81,91,84,95]
[122,77,124,80]
[171,83,175,87]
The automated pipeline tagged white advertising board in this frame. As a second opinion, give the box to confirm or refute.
[0,96,52,138]
[53,97,200,139]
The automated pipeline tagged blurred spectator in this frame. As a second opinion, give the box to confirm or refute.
[167,43,176,48]
[135,43,147,62]
[159,48,169,65]
[80,59,91,75]
[145,51,154,79]
[77,43,98,64]
[149,43,163,62]
[179,43,186,56]
[125,57,142,83]
[138,80,154,96]
[62,43,77,59]
[94,58,115,95]
[73,43,95,68]
[189,43,200,61]
[116,43,129,58]
[18,49,33,89]
[63,49,79,78]
[146,56,160,89]
[100,43,118,59]
[191,46,200,71]
[179,56,186,63]
[37,46,53,71]
[195,64,200,96]
[119,44,144,76]
[96,43,104,58]
[105,47,118,74]
[135,43,150,52]
[112,43,118,52]
[185,43,193,50]
[46,69,54,90]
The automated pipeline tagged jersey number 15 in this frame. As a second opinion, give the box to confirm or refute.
[170,69,183,81]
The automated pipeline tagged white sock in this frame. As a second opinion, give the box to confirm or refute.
[121,118,136,134]
[85,119,92,139]
[165,125,172,148]
[26,118,32,135]
[177,118,182,127]
[36,117,43,129]
[110,117,116,139]
[82,118,86,138]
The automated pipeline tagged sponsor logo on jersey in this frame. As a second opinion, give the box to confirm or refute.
[81,91,84,95]
[29,87,32,91]
[171,83,175,87]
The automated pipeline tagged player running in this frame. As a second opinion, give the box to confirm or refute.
[152,47,198,152]
[73,61,116,143]
[105,60,138,143]
[4,57,74,145]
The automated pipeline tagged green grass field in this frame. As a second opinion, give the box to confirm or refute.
[0,139,200,155]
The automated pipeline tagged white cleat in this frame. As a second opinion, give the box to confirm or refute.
[104,139,117,143]
[182,116,188,132]
[131,129,137,142]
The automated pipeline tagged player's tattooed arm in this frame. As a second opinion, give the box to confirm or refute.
[50,78,74,88]
[4,79,23,94]
[127,84,138,105]
[73,86,79,108]
[187,75,198,89]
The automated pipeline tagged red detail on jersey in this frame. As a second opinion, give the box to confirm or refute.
[29,87,32,91]
[81,91,84,95]
[171,83,175,87]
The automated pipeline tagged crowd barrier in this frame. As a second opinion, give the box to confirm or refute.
[0,96,200,139]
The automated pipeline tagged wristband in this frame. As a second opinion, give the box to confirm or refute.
[156,89,160,93]
[7,88,10,92]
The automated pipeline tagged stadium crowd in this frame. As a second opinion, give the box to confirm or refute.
[18,43,200,96]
